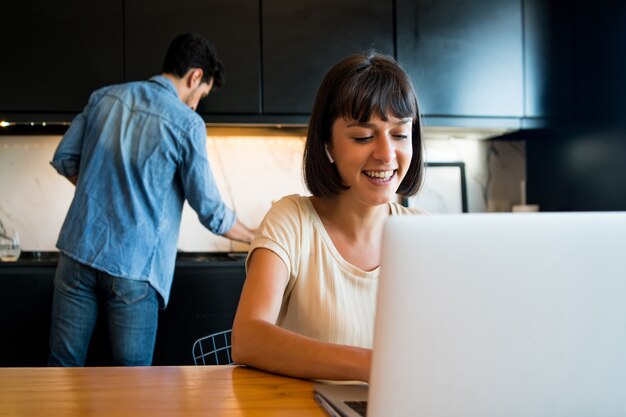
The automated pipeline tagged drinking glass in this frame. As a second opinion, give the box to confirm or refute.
[0,227,21,262]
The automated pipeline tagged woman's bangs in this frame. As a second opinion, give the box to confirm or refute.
[336,75,416,123]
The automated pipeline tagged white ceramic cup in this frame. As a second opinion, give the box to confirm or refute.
[512,204,540,213]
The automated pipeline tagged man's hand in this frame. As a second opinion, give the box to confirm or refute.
[223,220,256,244]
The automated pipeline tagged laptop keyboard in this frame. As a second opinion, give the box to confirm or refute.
[345,400,368,417]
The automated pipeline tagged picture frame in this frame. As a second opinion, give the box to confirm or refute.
[403,162,468,213]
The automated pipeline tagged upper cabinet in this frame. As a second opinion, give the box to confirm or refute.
[0,0,123,118]
[124,0,261,116]
[261,0,394,115]
[2,0,557,129]
[523,0,576,124]
[524,0,626,128]
[396,0,524,125]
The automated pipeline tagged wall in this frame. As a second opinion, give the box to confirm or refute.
[0,129,524,252]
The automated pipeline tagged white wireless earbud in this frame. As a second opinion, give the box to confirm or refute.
[324,144,335,164]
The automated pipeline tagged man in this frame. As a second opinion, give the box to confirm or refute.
[48,33,255,366]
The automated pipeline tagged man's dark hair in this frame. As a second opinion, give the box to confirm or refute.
[303,52,424,198]
[162,32,224,88]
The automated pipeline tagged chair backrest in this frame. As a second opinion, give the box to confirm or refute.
[192,330,233,365]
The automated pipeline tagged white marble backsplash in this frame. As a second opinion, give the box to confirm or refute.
[0,130,524,252]
[0,132,308,252]
[0,136,75,251]
[180,134,308,252]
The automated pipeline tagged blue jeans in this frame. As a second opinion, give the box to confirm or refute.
[48,254,159,366]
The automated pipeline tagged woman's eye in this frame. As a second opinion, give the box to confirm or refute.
[392,133,410,140]
[353,136,373,143]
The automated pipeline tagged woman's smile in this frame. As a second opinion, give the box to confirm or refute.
[362,169,397,183]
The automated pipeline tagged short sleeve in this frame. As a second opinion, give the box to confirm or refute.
[246,195,304,278]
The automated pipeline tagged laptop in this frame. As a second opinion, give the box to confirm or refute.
[315,212,626,417]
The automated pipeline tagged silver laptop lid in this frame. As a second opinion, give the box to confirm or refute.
[369,213,626,417]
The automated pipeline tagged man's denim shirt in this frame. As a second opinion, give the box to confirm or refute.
[51,75,236,307]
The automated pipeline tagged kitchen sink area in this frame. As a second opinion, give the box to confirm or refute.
[2,251,248,267]
[174,251,248,267]
[0,251,59,266]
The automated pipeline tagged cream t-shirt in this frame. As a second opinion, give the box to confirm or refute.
[247,194,421,349]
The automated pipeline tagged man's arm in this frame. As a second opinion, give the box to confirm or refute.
[179,123,257,241]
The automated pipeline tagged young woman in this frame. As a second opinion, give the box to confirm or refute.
[232,52,424,382]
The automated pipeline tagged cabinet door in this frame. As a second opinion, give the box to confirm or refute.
[0,265,56,366]
[262,0,395,114]
[523,0,576,122]
[0,0,123,114]
[124,0,261,115]
[397,0,523,119]
[153,264,246,365]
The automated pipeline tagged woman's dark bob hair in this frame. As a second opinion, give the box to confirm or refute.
[303,51,424,198]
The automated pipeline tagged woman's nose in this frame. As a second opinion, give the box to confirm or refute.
[372,134,395,163]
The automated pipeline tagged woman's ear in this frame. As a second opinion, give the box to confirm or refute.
[324,144,335,164]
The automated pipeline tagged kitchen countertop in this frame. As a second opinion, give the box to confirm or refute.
[0,251,248,267]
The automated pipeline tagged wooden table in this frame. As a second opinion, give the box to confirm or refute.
[0,365,327,417]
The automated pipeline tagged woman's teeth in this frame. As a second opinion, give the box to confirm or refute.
[364,170,394,181]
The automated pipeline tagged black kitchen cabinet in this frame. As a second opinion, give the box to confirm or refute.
[522,1,626,212]
[262,0,395,115]
[527,127,626,212]
[0,253,246,366]
[0,0,123,120]
[1,0,562,129]
[0,262,56,366]
[153,257,246,365]
[124,0,261,116]
[524,0,626,127]
[396,0,524,125]
[523,0,576,124]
